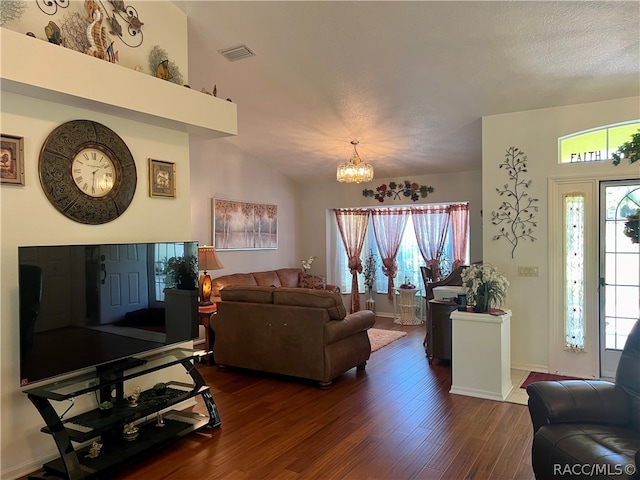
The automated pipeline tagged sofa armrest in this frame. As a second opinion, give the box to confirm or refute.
[526,380,631,432]
[324,310,375,345]
[325,284,340,294]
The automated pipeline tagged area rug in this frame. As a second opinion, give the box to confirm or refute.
[368,328,407,352]
[520,371,583,389]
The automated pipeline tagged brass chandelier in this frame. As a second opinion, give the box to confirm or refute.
[336,140,374,183]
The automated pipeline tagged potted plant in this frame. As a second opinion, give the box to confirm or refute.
[165,254,198,290]
[99,400,114,417]
[461,264,509,313]
[612,130,640,166]
[153,382,167,396]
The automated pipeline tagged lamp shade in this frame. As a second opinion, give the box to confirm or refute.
[198,246,224,272]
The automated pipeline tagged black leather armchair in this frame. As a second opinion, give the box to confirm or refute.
[526,319,640,479]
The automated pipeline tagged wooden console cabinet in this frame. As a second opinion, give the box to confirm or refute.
[425,300,458,364]
[25,348,220,479]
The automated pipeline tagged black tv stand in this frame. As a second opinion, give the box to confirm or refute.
[95,357,147,403]
[24,348,220,480]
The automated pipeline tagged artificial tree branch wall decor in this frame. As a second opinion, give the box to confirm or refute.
[363,181,434,203]
[491,147,539,258]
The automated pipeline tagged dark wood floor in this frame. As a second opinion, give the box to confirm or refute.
[22,317,534,479]
[107,316,534,480]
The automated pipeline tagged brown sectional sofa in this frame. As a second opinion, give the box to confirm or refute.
[210,285,375,388]
[211,268,339,302]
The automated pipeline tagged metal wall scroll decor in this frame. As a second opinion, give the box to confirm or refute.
[363,180,434,203]
[491,146,539,258]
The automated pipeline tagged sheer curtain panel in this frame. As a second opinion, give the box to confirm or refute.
[334,208,370,313]
[411,205,450,281]
[370,208,410,298]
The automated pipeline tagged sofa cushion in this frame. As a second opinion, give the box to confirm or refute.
[298,272,326,290]
[273,287,346,320]
[211,273,258,298]
[220,285,275,304]
[253,270,282,287]
[275,268,302,288]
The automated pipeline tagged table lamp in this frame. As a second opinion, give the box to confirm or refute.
[198,245,224,305]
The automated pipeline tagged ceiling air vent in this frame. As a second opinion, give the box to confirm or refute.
[218,45,256,62]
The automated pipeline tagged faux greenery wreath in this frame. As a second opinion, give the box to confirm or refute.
[624,209,639,244]
[612,130,640,166]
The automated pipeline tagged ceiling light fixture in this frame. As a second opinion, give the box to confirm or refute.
[336,140,374,183]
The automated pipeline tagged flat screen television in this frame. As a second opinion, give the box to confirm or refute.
[18,241,200,386]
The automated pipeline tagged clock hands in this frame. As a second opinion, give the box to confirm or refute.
[91,168,100,194]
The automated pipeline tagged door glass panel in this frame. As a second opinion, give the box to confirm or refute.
[601,183,640,372]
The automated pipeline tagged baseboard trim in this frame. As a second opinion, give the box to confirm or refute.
[449,384,513,402]
[511,361,548,373]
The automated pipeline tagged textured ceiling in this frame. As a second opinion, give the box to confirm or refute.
[181,1,640,185]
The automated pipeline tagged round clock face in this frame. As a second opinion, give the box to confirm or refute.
[71,147,116,198]
[39,120,137,225]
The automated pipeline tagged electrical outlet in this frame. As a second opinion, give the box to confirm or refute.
[518,266,539,277]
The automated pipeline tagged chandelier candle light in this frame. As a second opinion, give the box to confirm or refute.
[198,245,224,305]
[337,140,374,183]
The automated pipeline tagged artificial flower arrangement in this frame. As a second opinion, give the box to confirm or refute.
[461,263,509,312]
[399,277,416,289]
[301,256,316,272]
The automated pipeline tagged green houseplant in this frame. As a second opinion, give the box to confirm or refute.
[99,400,114,417]
[153,382,167,395]
[612,130,640,166]
[165,255,198,290]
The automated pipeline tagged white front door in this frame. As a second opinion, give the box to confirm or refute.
[99,243,149,324]
[599,181,640,379]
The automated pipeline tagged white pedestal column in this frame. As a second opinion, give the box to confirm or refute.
[449,309,513,401]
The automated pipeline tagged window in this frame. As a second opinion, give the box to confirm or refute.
[332,205,468,294]
[564,193,585,351]
[559,121,640,164]
[152,242,186,301]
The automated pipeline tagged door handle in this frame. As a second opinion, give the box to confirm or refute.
[100,263,107,285]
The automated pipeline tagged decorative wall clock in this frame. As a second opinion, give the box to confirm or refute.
[39,120,137,224]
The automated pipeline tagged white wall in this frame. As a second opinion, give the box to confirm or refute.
[0,93,193,479]
[0,3,194,478]
[482,96,640,373]
[189,138,301,275]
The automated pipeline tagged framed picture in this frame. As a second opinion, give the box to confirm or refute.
[149,158,176,198]
[213,198,278,250]
[1,134,25,185]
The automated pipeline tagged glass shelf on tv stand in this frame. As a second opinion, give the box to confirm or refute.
[24,347,208,401]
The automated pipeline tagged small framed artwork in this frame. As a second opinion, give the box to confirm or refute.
[149,158,176,198]
[1,134,25,185]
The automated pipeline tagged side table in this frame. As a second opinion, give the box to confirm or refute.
[393,288,423,325]
[198,304,217,365]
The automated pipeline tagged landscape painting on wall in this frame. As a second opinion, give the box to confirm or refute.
[213,199,278,250]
